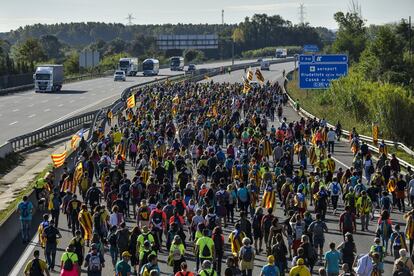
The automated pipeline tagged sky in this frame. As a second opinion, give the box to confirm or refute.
[0,0,412,32]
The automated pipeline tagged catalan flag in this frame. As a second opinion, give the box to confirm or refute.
[246,69,253,81]
[242,78,252,94]
[127,94,136,109]
[204,75,211,80]
[73,162,83,186]
[70,129,84,149]
[78,209,93,241]
[262,184,276,209]
[51,150,67,168]
[116,142,127,160]
[255,68,265,83]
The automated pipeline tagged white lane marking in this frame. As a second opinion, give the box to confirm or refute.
[41,99,48,103]
[80,96,85,99]
[92,93,96,96]
[12,109,19,112]
[9,233,39,276]
[9,121,18,125]
[44,108,50,112]
[58,104,64,107]
[28,114,36,118]
[69,100,75,103]
[28,104,34,107]
[55,96,61,100]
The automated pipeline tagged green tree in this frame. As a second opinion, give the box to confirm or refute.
[14,38,46,65]
[183,49,204,63]
[63,51,79,75]
[332,11,366,62]
[40,35,63,60]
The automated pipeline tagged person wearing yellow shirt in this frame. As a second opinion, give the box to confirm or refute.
[24,250,50,276]
[196,229,215,271]
[169,235,186,274]
[289,258,311,276]
[356,191,372,231]
[325,154,336,174]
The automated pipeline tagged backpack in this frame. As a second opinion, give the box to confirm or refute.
[343,213,353,230]
[381,196,391,210]
[175,200,185,216]
[21,202,30,218]
[63,253,74,271]
[151,211,163,227]
[332,183,340,195]
[108,233,117,247]
[206,214,217,230]
[72,238,83,257]
[141,250,152,264]
[213,234,224,254]
[29,258,43,276]
[201,241,211,257]
[52,196,60,210]
[88,254,101,272]
[131,183,140,199]
[241,246,253,262]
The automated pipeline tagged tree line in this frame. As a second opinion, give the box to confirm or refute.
[0,15,333,76]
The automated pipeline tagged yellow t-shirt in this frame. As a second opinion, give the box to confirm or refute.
[24,258,48,274]
[196,236,214,258]
[61,252,78,263]
[289,265,311,276]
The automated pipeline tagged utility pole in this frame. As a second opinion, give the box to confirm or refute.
[299,4,305,25]
[410,16,412,61]
[222,9,224,25]
[126,14,135,26]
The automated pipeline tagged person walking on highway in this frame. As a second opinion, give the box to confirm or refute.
[84,243,105,276]
[18,195,34,243]
[327,128,336,154]
[43,219,62,271]
[356,191,372,231]
[24,249,50,276]
[60,245,80,276]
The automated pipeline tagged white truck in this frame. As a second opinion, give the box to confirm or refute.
[119,57,139,76]
[33,65,64,93]
[276,48,287,58]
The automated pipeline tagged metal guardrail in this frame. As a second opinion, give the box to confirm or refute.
[284,74,414,171]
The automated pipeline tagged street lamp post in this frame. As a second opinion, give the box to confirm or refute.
[232,38,235,66]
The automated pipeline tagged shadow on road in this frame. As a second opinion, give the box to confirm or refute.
[57,90,88,94]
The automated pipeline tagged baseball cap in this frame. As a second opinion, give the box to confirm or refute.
[122,251,132,258]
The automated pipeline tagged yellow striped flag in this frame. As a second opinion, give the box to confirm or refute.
[51,151,67,168]
[255,69,265,83]
[70,129,84,149]
[246,69,253,81]
[242,78,252,94]
[127,94,136,109]
[73,162,83,185]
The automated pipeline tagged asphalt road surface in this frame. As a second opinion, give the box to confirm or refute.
[0,58,259,145]
[3,61,404,275]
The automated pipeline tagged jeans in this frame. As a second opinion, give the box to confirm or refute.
[328,141,335,153]
[45,242,57,269]
[331,196,339,210]
[20,220,31,242]
[109,246,118,267]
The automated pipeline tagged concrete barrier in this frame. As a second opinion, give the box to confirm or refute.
[0,142,13,159]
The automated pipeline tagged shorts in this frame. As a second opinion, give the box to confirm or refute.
[253,228,263,239]
[313,237,324,249]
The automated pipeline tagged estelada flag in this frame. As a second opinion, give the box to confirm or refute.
[255,69,265,83]
[127,94,136,109]
[70,128,84,149]
[51,151,67,168]
[246,69,253,81]
[73,162,83,185]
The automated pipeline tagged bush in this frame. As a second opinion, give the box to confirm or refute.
[242,46,302,58]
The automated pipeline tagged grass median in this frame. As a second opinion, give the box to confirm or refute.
[286,71,414,166]
[0,164,52,224]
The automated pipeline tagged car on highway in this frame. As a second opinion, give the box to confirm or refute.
[113,70,126,81]
[187,64,196,72]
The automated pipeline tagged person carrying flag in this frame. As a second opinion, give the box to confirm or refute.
[78,204,93,247]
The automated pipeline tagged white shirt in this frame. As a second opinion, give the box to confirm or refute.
[409,179,414,196]
[354,254,373,276]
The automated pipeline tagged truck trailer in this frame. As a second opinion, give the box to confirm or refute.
[33,65,64,93]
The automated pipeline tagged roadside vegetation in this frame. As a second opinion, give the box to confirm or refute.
[0,164,52,224]
[0,152,24,176]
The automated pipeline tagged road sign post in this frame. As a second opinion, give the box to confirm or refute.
[298,54,348,89]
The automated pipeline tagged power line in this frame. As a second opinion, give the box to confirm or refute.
[222,9,224,25]
[299,4,306,25]
[125,14,135,26]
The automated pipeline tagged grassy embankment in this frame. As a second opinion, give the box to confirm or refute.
[286,71,414,166]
